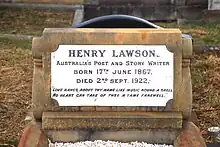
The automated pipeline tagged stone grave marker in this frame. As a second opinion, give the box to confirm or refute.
[18,25,206,147]
[208,0,220,10]
[205,0,220,23]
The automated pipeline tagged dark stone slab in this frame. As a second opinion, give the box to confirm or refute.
[84,5,176,21]
[203,10,220,23]
[207,143,220,147]
[177,5,207,20]
[186,0,208,5]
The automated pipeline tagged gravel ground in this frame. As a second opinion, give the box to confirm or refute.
[49,140,174,147]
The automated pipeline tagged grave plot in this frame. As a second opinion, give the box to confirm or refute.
[1,35,218,146]
[0,7,73,36]
[0,8,220,146]
[14,14,208,146]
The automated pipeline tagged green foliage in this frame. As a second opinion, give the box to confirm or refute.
[156,22,220,45]
[0,36,32,49]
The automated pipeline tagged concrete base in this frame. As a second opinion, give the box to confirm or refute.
[42,112,183,130]
[18,121,207,147]
[45,129,179,144]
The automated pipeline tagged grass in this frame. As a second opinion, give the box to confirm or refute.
[0,7,73,36]
[0,7,220,45]
[0,140,19,147]
[209,89,220,107]
[0,36,32,49]
[0,38,32,145]
[191,52,220,105]
[156,22,220,45]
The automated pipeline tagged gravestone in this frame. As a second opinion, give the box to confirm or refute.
[18,15,206,147]
[204,0,220,23]
[208,0,220,10]
[33,28,186,143]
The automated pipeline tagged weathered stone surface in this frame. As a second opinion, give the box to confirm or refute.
[203,10,220,23]
[186,0,208,5]
[85,0,172,5]
[1,0,84,4]
[42,28,181,49]
[0,0,207,6]
[72,8,84,25]
[95,106,112,111]
[98,0,142,5]
[177,19,202,25]
[90,129,179,144]
[30,28,193,124]
[174,121,207,147]
[177,6,206,20]
[42,112,182,130]
[206,143,220,147]
[134,107,145,111]
[39,28,182,111]
[46,130,90,142]
[32,28,191,146]
[45,129,179,144]
[189,111,199,126]
[80,106,96,111]
[1,0,209,22]
[96,0,171,5]
[18,124,48,147]
[32,37,51,120]
[84,5,176,21]
[164,99,173,111]
[181,37,193,120]
[175,0,186,6]
[116,107,138,111]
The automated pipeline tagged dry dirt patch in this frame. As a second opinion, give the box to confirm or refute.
[157,22,220,45]
[0,7,73,36]
[0,46,32,145]
[192,51,220,132]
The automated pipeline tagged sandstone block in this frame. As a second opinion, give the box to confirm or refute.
[18,124,48,147]
[174,121,207,147]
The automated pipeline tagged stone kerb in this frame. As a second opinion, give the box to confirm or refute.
[31,28,186,120]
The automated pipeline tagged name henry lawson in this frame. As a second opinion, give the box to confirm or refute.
[68,49,160,58]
